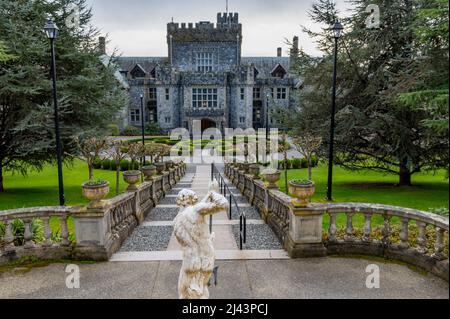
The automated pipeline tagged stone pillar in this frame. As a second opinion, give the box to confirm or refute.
[73,205,111,261]
[285,205,327,258]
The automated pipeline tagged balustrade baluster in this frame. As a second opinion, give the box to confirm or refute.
[328,213,338,242]
[60,215,70,246]
[4,219,15,251]
[433,227,446,260]
[23,219,35,248]
[416,221,427,253]
[344,212,354,242]
[399,218,409,249]
[382,214,392,246]
[362,213,372,242]
[42,217,53,247]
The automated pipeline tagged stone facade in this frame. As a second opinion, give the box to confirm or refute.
[115,12,301,133]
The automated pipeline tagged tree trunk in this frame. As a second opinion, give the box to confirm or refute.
[399,163,412,186]
[307,156,313,181]
[0,161,4,193]
[88,165,94,181]
[116,166,120,195]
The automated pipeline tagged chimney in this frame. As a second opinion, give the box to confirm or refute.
[290,36,299,57]
[277,47,282,57]
[99,36,106,55]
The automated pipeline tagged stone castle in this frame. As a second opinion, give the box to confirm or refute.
[115,12,301,133]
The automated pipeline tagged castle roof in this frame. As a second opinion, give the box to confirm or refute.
[241,57,291,77]
[115,56,168,73]
[116,56,291,79]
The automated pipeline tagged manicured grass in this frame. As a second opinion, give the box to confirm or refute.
[277,165,449,211]
[0,160,128,211]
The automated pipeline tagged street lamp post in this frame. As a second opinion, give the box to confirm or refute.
[326,21,344,202]
[140,93,145,166]
[44,20,65,206]
[265,92,271,161]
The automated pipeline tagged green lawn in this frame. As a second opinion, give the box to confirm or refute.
[277,165,448,212]
[0,160,127,211]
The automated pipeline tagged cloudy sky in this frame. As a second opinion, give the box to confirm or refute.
[85,0,352,57]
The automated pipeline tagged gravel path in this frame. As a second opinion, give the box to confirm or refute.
[145,207,179,221]
[159,197,178,205]
[231,206,261,220]
[120,226,173,252]
[232,224,282,250]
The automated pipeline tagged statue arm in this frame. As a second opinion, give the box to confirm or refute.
[195,192,229,216]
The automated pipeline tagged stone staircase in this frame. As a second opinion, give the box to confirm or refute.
[111,164,287,262]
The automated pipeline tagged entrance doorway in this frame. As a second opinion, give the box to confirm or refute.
[201,118,216,132]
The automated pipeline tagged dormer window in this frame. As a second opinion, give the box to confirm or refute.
[271,64,287,79]
[196,53,214,73]
[130,64,146,78]
[150,68,156,79]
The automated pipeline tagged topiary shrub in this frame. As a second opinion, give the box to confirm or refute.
[107,124,120,136]
[311,155,319,167]
[291,158,302,169]
[122,125,140,136]
[301,158,308,169]
[101,159,111,170]
[145,123,162,135]
[120,160,130,171]
[110,160,117,171]
[93,157,102,169]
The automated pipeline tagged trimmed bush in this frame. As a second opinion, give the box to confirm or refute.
[110,160,117,171]
[93,157,102,169]
[122,125,140,136]
[107,124,120,136]
[301,158,308,169]
[120,160,130,171]
[101,159,111,170]
[145,123,162,135]
[311,155,319,167]
[291,158,302,169]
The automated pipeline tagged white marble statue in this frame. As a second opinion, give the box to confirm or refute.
[173,180,229,299]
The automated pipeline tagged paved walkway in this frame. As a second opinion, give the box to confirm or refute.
[113,164,284,261]
[1,258,447,299]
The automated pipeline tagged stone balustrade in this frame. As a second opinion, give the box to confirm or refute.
[0,162,186,265]
[225,163,449,281]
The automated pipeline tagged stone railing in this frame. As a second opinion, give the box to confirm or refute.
[0,162,186,265]
[225,163,449,281]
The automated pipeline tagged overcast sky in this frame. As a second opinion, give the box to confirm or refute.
[85,0,352,57]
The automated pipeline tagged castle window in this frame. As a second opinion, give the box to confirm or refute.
[149,87,157,100]
[253,88,261,100]
[196,53,214,73]
[165,117,171,124]
[239,117,246,124]
[192,88,218,108]
[130,109,140,123]
[240,88,245,100]
[271,64,287,79]
[276,88,287,100]
[130,64,146,79]
[165,88,170,100]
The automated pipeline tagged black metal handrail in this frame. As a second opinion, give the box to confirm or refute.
[211,163,247,250]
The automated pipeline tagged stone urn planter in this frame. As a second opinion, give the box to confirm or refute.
[82,180,110,208]
[289,180,316,207]
[262,170,281,189]
[142,165,156,181]
[249,164,260,179]
[155,162,165,175]
[123,170,141,191]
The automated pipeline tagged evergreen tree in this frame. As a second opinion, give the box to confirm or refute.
[0,0,127,192]
[286,0,448,186]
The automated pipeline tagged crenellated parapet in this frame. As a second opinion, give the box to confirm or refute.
[167,12,242,43]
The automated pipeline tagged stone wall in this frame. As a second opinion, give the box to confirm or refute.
[225,163,450,281]
[0,163,187,265]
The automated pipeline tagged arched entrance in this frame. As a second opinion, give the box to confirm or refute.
[201,118,216,132]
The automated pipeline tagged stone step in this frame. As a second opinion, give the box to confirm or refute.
[110,250,290,262]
